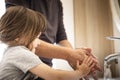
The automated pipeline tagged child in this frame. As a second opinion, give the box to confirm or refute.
[0,6,95,80]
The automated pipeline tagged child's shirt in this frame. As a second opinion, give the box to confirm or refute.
[0,46,43,80]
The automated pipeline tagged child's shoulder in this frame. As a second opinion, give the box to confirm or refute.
[4,46,36,59]
[5,46,31,56]
[8,46,28,52]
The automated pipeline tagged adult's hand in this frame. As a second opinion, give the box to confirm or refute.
[81,48,102,71]
[66,48,102,80]
[66,48,89,69]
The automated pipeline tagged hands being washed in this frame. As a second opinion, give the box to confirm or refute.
[81,48,102,80]
[67,48,102,80]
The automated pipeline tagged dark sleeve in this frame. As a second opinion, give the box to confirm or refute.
[5,0,30,8]
[56,0,67,43]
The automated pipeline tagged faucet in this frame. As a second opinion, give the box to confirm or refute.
[104,53,120,80]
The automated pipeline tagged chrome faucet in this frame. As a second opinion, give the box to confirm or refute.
[104,53,120,80]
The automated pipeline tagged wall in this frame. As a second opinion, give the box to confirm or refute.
[73,0,114,77]
[61,0,74,47]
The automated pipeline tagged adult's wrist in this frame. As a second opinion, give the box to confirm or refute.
[64,49,75,61]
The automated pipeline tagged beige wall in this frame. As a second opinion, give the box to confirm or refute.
[74,0,114,77]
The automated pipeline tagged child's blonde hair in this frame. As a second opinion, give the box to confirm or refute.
[0,6,46,47]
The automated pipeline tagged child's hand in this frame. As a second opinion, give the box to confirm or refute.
[76,56,95,77]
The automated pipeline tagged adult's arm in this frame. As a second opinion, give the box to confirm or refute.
[34,39,101,71]
[35,39,85,62]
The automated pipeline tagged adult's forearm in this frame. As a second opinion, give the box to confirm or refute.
[35,40,74,60]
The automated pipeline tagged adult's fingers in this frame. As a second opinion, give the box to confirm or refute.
[91,71,98,80]
[84,76,89,80]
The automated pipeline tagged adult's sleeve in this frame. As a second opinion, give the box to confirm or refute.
[56,0,68,43]
[5,0,30,8]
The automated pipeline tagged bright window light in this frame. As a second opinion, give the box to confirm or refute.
[0,0,6,61]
